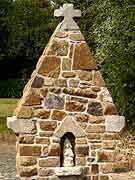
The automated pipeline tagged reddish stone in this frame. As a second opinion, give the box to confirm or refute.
[75,138,88,144]
[34,109,50,119]
[23,89,41,106]
[39,157,60,167]
[37,56,61,78]
[73,43,97,70]
[49,87,61,94]
[69,43,74,58]
[39,121,57,131]
[40,88,48,97]
[92,176,98,180]
[99,163,115,173]
[91,86,101,92]
[66,101,85,112]
[62,58,71,71]
[75,145,89,157]
[91,164,99,174]
[15,106,32,119]
[94,71,105,87]
[51,110,66,121]
[78,71,92,81]
[20,145,41,156]
[89,116,105,124]
[48,143,61,156]
[70,96,88,103]
[99,176,109,180]
[113,161,131,173]
[47,40,69,56]
[86,125,105,133]
[55,79,67,87]
[79,81,91,89]
[35,137,49,145]
[87,133,102,141]
[97,150,115,162]
[104,102,118,115]
[76,114,89,122]
[103,133,120,140]
[63,88,97,98]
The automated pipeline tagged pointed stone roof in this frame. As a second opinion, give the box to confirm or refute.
[8,3,125,134]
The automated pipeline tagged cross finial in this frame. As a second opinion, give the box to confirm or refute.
[54,3,81,30]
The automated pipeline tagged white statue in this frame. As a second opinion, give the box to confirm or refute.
[63,138,74,167]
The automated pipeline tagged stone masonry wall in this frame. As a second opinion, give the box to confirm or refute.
[7,25,133,180]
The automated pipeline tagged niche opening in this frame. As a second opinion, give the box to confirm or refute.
[60,132,75,167]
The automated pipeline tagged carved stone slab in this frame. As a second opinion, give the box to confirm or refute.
[105,115,125,132]
[7,116,36,134]
[54,116,86,138]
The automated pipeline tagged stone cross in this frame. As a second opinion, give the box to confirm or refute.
[54,3,81,30]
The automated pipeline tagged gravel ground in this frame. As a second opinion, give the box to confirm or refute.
[0,142,135,180]
[0,142,16,180]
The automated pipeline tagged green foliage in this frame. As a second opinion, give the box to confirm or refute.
[0,79,26,98]
[0,0,135,131]
[0,0,58,79]
[0,0,11,60]
[7,0,56,60]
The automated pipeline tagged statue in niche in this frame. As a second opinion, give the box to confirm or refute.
[63,138,74,167]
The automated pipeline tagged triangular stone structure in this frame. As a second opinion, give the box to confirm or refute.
[7,3,133,180]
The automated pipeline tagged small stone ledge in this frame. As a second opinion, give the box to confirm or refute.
[7,116,36,134]
[105,115,125,132]
[54,166,83,176]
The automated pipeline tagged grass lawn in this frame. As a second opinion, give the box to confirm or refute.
[0,98,19,132]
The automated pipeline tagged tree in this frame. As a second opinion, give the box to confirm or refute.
[0,0,12,61]
[0,0,57,79]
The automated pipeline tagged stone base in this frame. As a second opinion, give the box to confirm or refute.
[54,167,83,176]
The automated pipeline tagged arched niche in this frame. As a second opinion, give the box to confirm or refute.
[60,132,75,167]
[54,116,86,138]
